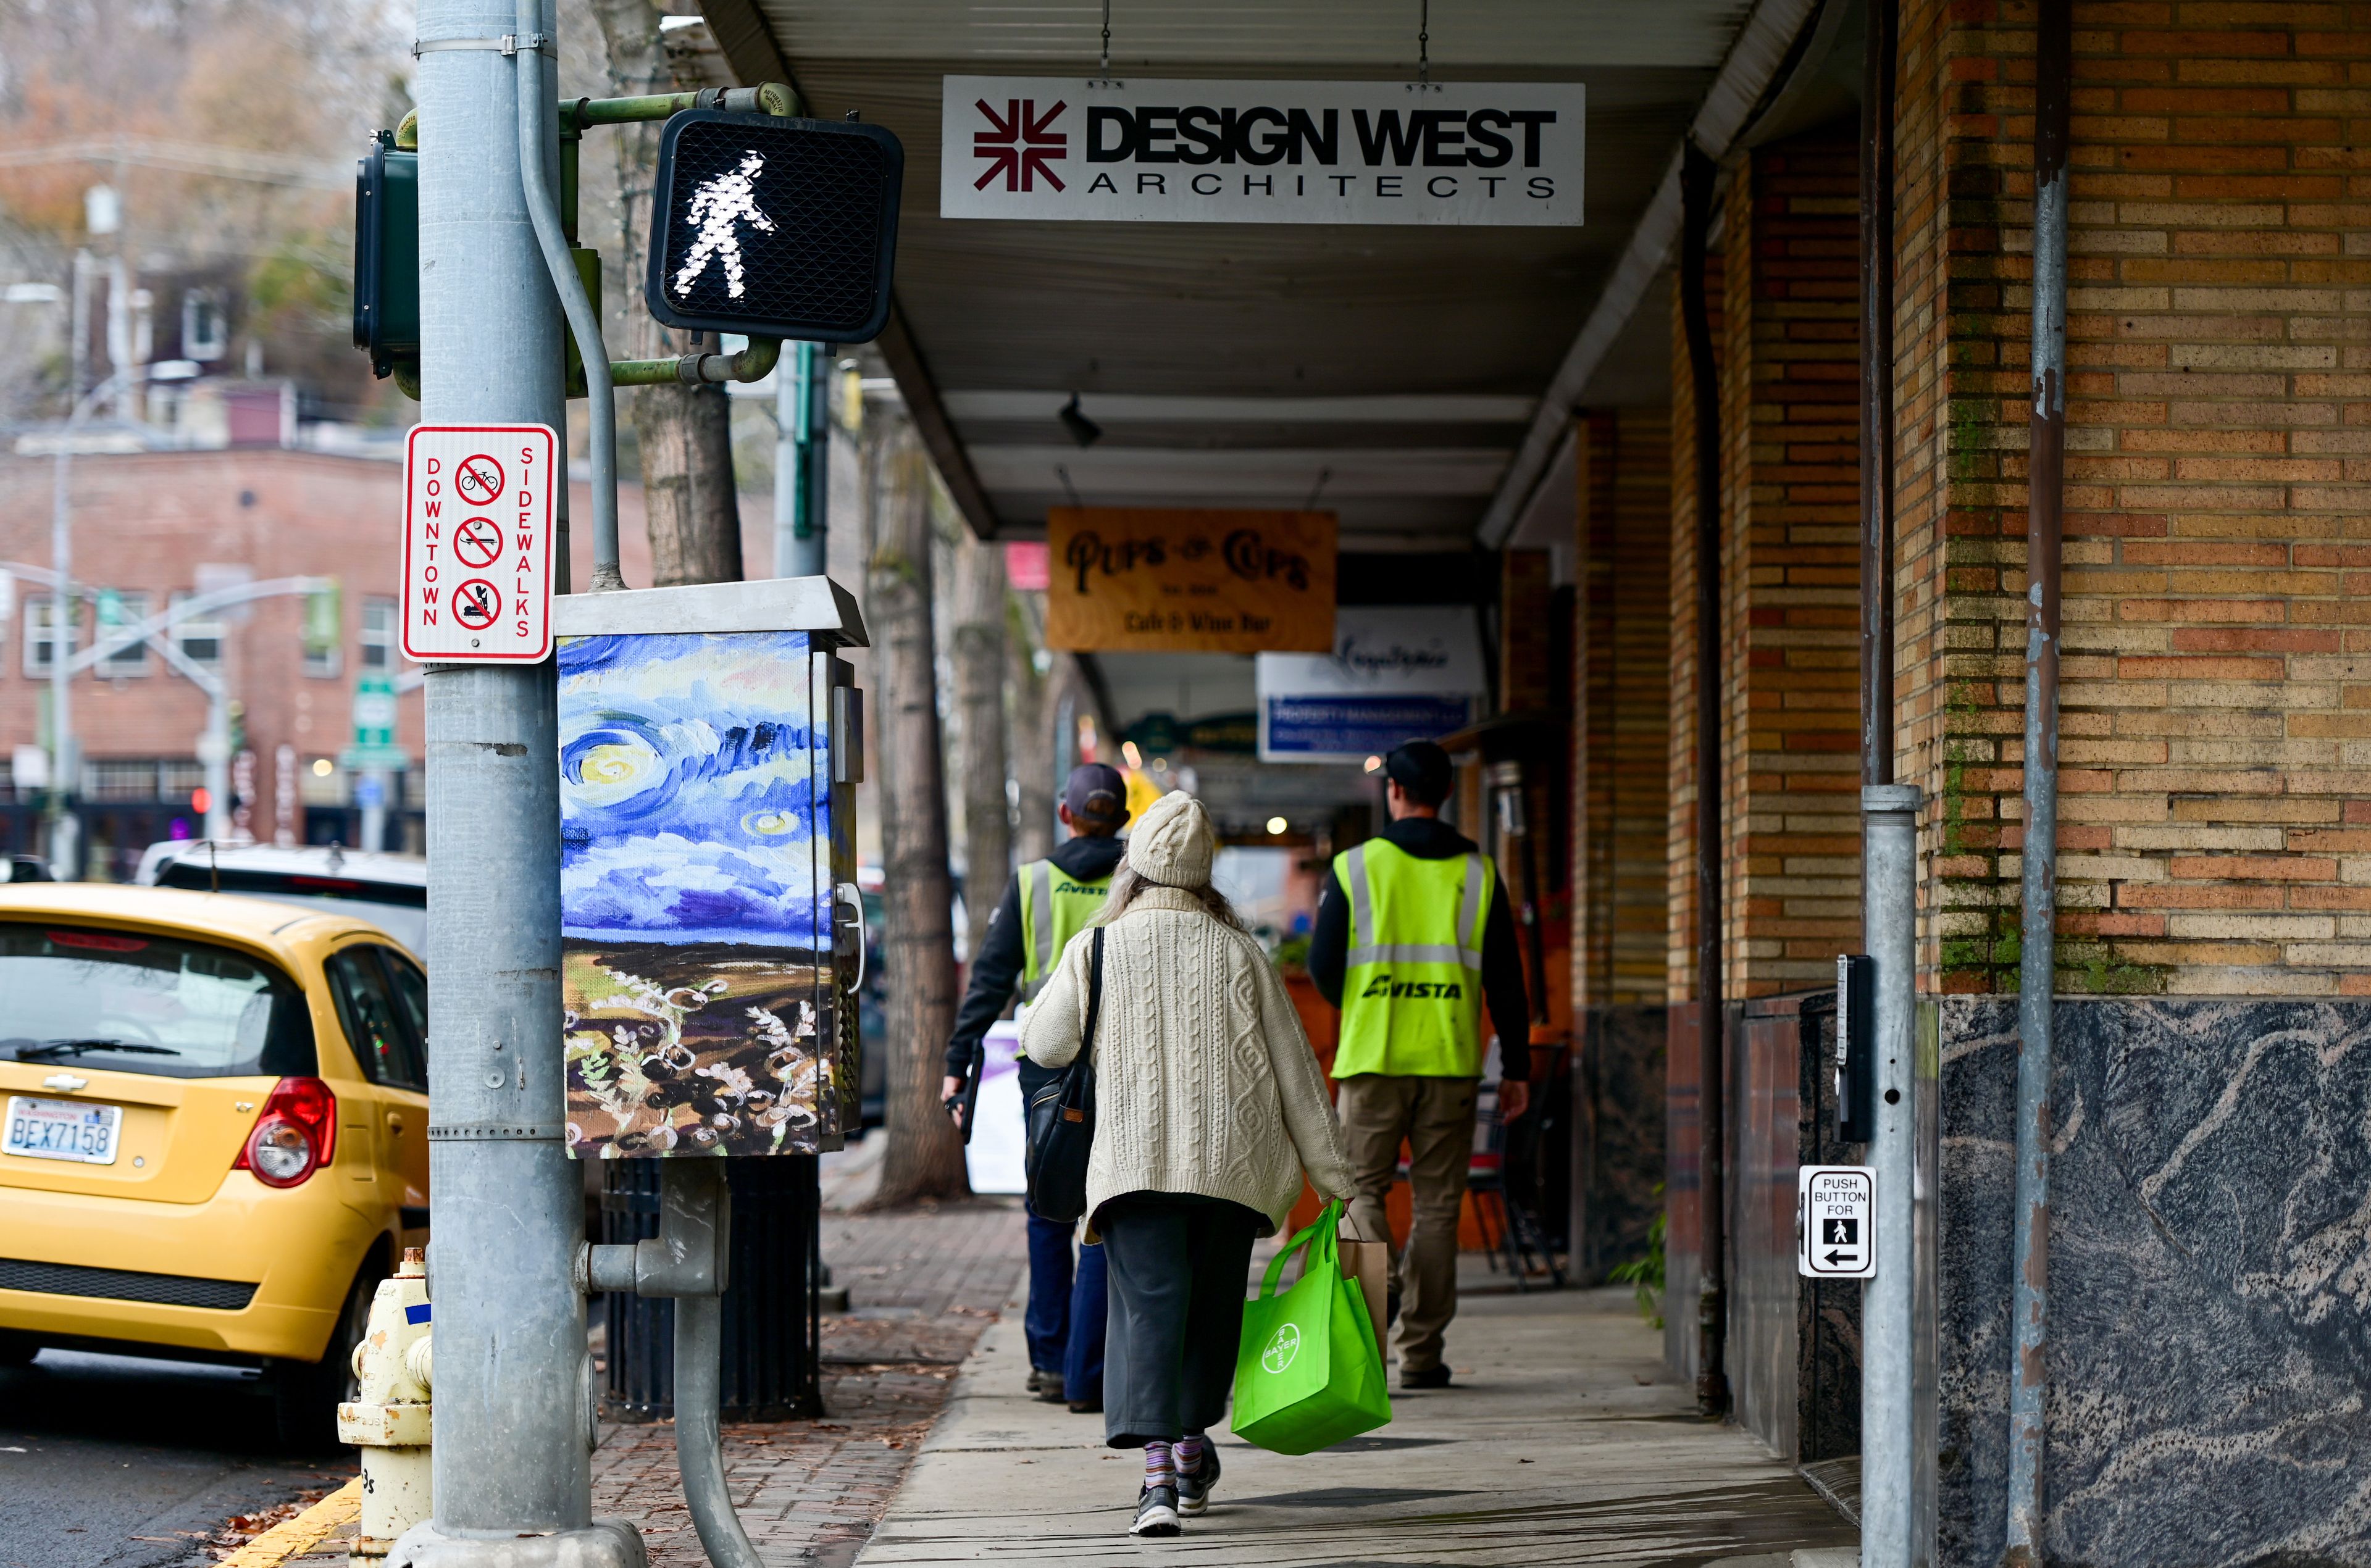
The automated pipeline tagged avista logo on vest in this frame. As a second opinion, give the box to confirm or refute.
[1359,975,1465,1002]
[1053,879,1102,898]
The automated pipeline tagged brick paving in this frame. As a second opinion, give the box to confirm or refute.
[590,1196,1027,1568]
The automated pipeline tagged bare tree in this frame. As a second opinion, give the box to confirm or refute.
[952,531,1011,960]
[585,0,740,586]
[867,417,968,1206]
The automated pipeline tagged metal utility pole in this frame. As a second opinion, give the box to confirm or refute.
[1676,140,1727,1420]
[1855,5,1926,1564]
[2006,2,2072,1561]
[777,340,830,578]
[398,1,629,1562]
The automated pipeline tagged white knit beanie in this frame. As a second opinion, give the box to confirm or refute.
[1127,790,1215,889]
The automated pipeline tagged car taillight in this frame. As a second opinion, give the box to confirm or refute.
[233,1077,337,1188]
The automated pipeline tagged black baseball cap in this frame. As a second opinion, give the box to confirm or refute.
[1063,763,1129,829]
[1384,741,1453,807]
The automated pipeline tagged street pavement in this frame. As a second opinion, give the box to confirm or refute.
[852,1263,1858,1566]
[0,1349,352,1568]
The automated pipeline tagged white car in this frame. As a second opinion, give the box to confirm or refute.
[135,842,427,951]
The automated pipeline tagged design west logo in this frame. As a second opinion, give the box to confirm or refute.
[974,98,1068,192]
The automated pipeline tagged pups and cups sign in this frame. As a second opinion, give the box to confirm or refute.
[940,77,1585,227]
[1045,507,1337,654]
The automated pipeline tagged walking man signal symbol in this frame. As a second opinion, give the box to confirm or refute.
[672,152,777,301]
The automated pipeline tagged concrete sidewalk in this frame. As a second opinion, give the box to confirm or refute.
[854,1272,1857,1566]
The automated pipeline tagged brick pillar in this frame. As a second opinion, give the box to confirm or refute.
[1574,408,1673,1011]
[1666,128,1865,1003]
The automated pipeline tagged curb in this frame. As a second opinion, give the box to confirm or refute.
[216,1477,363,1568]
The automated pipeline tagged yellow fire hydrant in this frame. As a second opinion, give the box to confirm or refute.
[338,1246,433,1566]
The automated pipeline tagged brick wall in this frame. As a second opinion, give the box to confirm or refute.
[1665,128,1864,1003]
[1724,127,1866,997]
[1894,2,2371,997]
[1574,407,1674,1009]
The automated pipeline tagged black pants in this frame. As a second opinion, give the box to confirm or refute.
[1098,1192,1263,1449]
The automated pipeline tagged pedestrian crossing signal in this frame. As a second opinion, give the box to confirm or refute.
[645,110,903,344]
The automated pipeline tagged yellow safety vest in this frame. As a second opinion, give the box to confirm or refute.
[1017,857,1113,1001]
[1332,840,1491,1079]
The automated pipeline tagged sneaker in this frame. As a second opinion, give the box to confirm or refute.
[1034,1382,1069,1403]
[1068,1397,1103,1414]
[1174,1445,1221,1516]
[1401,1364,1452,1390]
[1130,1483,1182,1537]
[1026,1367,1051,1395]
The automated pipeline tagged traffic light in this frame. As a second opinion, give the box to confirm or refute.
[353,132,419,380]
[644,111,903,343]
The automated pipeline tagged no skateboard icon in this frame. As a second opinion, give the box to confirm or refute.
[454,517,503,570]
[455,454,505,507]
[453,579,502,632]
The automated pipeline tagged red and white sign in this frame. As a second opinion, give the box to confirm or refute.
[402,423,555,662]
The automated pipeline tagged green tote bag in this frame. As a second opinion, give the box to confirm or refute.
[1230,1201,1392,1454]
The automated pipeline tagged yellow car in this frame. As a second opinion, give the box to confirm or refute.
[0,883,429,1446]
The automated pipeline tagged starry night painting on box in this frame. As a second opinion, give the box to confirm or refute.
[558,630,836,1157]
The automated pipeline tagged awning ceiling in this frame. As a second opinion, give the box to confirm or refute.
[693,0,1850,549]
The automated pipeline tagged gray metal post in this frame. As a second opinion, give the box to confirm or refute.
[776,342,828,578]
[1861,782,1921,1568]
[393,1,637,1564]
[2005,2,2072,1559]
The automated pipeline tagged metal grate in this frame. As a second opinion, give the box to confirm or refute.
[653,115,897,340]
[0,1257,258,1311]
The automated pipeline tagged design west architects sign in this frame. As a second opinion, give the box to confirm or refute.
[940,77,1584,226]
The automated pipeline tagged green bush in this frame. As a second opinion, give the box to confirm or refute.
[1608,1190,1666,1330]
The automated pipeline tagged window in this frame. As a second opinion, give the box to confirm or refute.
[96,591,149,677]
[22,596,65,675]
[170,590,222,670]
[159,759,206,799]
[86,759,161,801]
[324,946,427,1091]
[0,923,316,1080]
[183,289,228,361]
[302,586,341,678]
[300,756,346,806]
[361,596,397,671]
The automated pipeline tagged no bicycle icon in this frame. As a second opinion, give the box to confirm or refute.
[455,454,505,507]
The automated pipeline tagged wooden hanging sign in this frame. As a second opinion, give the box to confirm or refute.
[1044,507,1337,654]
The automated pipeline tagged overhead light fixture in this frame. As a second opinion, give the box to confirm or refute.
[1266,816,1288,836]
[1059,391,1102,449]
[1363,755,1383,774]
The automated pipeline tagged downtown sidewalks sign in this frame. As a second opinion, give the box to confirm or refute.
[940,77,1585,226]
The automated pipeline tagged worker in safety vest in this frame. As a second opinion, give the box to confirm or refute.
[1308,740,1531,1390]
[942,762,1129,1411]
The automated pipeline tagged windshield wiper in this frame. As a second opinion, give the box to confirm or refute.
[14,1039,183,1061]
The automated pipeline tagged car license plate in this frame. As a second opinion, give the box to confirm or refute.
[4,1096,122,1165]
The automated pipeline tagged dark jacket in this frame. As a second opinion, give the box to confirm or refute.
[944,831,1129,1078]
[1307,816,1533,1083]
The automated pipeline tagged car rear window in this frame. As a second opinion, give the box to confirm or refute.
[0,924,316,1080]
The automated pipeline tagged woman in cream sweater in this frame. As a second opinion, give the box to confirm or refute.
[1022,789,1357,1538]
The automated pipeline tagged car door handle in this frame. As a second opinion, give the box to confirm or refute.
[386,1112,406,1133]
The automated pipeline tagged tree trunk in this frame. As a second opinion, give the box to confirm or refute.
[867,420,969,1206]
[1008,593,1053,867]
[952,532,1011,961]
[586,0,741,588]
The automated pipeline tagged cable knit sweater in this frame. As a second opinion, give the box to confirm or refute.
[1019,885,1357,1235]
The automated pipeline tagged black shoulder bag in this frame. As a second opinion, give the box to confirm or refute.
[1024,927,1102,1224]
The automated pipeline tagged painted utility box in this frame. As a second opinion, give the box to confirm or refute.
[554,579,866,1158]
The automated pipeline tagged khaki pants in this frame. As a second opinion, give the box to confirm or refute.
[1335,1074,1477,1375]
